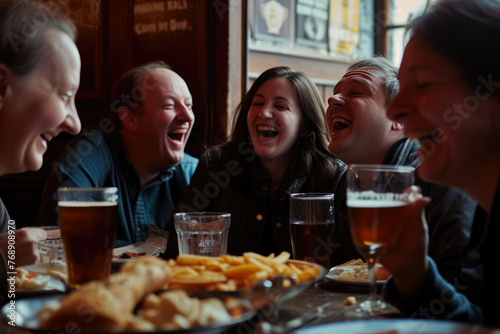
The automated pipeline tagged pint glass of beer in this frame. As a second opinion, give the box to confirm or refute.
[289,193,335,268]
[58,187,118,288]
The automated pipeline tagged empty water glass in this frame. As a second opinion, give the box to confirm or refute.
[174,212,230,257]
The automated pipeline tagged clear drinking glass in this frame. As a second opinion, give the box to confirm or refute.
[346,164,414,313]
[174,212,230,257]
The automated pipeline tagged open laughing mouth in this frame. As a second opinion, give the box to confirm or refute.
[257,125,279,138]
[41,132,53,143]
[168,128,187,141]
[332,117,352,132]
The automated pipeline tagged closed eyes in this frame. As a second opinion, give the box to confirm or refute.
[60,90,74,103]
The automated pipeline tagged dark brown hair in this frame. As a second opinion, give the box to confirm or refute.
[410,0,500,90]
[227,66,338,180]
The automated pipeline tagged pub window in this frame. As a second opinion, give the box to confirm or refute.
[383,0,434,66]
[249,0,374,61]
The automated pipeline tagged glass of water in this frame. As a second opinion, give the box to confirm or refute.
[174,212,231,257]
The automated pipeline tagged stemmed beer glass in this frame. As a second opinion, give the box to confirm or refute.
[346,164,414,313]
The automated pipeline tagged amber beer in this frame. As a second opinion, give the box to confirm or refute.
[59,201,118,288]
[290,221,335,268]
[348,199,410,257]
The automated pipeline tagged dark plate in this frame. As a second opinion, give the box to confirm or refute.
[188,260,327,307]
[3,261,324,333]
[2,293,256,334]
[275,260,327,303]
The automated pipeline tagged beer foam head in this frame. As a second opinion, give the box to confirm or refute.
[58,201,117,207]
[347,199,408,208]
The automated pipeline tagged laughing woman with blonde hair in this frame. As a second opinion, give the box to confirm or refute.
[383,0,500,326]
[0,0,81,267]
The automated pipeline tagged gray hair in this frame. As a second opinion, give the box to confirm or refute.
[347,56,399,105]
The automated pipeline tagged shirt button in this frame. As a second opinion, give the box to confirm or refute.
[256,214,263,221]
[137,227,141,232]
[262,184,269,191]
[276,222,282,228]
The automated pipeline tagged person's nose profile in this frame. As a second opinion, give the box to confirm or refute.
[61,104,82,136]
[176,103,195,123]
[386,93,410,125]
[328,94,345,107]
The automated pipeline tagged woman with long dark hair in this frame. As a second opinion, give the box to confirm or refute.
[165,66,346,258]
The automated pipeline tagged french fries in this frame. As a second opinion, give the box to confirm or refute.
[165,251,320,291]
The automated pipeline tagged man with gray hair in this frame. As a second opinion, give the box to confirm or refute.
[328,56,476,294]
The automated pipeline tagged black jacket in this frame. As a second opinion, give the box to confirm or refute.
[384,163,500,326]
[331,138,476,287]
[164,144,347,259]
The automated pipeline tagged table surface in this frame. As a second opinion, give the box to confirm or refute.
[250,277,401,333]
[3,277,494,334]
[0,276,397,333]
[0,278,398,334]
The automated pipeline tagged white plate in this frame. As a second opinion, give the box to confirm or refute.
[325,270,387,287]
[112,242,163,263]
[296,319,497,334]
[326,276,387,287]
[15,271,67,296]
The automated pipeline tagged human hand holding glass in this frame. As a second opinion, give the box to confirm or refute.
[346,164,414,313]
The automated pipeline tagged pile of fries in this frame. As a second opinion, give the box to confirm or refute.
[165,251,320,291]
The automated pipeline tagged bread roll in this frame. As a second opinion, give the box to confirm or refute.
[39,256,171,332]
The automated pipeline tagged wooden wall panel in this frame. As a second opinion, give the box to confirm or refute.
[0,0,238,227]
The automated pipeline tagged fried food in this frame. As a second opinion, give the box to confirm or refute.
[15,267,49,290]
[165,251,320,291]
[129,289,241,330]
[38,256,171,332]
[345,296,357,305]
[37,252,320,332]
[338,258,365,267]
[333,259,390,281]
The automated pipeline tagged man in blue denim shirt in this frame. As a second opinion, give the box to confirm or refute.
[35,61,198,246]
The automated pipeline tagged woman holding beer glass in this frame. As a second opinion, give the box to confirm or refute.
[0,0,81,270]
[383,0,500,326]
[346,164,415,313]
